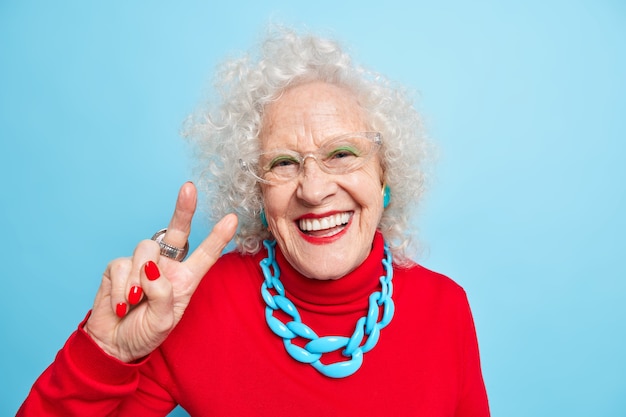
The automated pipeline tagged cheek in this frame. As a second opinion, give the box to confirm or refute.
[261,185,294,222]
[348,168,384,208]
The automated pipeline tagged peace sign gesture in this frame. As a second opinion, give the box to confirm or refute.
[84,182,238,362]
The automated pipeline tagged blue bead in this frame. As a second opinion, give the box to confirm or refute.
[271,277,284,295]
[305,336,349,354]
[260,284,277,309]
[313,349,363,378]
[344,317,366,355]
[361,324,380,352]
[284,340,322,364]
[286,321,318,340]
[266,308,295,339]
[365,292,381,334]
[274,295,300,321]
[381,299,395,328]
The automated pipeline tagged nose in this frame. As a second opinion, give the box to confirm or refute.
[296,156,337,206]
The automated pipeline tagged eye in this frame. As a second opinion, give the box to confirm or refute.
[268,155,300,170]
[328,145,360,160]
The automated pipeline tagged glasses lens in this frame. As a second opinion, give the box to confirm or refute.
[319,133,380,174]
[261,150,302,182]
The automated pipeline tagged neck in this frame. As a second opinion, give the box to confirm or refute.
[271,232,385,308]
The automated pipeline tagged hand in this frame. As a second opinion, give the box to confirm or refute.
[84,182,238,362]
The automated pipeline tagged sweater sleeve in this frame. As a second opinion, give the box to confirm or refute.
[455,292,491,417]
[16,313,176,417]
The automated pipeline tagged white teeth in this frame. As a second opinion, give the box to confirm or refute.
[299,213,351,231]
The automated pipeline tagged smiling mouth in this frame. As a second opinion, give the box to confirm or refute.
[298,212,352,237]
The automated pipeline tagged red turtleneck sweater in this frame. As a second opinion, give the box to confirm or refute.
[18,233,489,416]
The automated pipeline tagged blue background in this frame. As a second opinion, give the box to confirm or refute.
[1,1,624,415]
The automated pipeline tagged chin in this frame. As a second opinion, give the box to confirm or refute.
[294,247,361,281]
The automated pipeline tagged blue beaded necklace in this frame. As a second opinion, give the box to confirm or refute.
[259,239,395,378]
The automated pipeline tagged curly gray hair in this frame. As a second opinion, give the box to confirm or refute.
[185,26,431,266]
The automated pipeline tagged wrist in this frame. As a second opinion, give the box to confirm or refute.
[83,316,135,363]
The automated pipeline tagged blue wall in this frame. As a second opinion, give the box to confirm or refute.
[1,1,624,415]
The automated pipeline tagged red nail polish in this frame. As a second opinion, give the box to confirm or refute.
[116,302,127,318]
[145,261,160,281]
[128,286,143,305]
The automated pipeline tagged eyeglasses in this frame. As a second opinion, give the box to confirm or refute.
[239,132,382,185]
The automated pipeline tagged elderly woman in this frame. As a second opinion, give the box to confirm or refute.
[19,28,489,416]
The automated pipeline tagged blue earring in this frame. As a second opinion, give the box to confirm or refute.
[383,184,391,209]
[260,210,268,228]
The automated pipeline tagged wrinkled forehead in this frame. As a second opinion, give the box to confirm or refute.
[259,81,370,151]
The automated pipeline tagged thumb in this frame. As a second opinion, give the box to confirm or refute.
[183,213,238,279]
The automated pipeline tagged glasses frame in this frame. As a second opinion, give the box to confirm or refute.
[239,131,383,185]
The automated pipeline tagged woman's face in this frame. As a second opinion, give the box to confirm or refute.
[260,81,384,280]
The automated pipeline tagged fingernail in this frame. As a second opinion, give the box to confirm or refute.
[116,302,127,318]
[145,261,160,281]
[128,286,143,305]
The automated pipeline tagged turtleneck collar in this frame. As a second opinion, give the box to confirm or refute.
[268,231,386,309]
